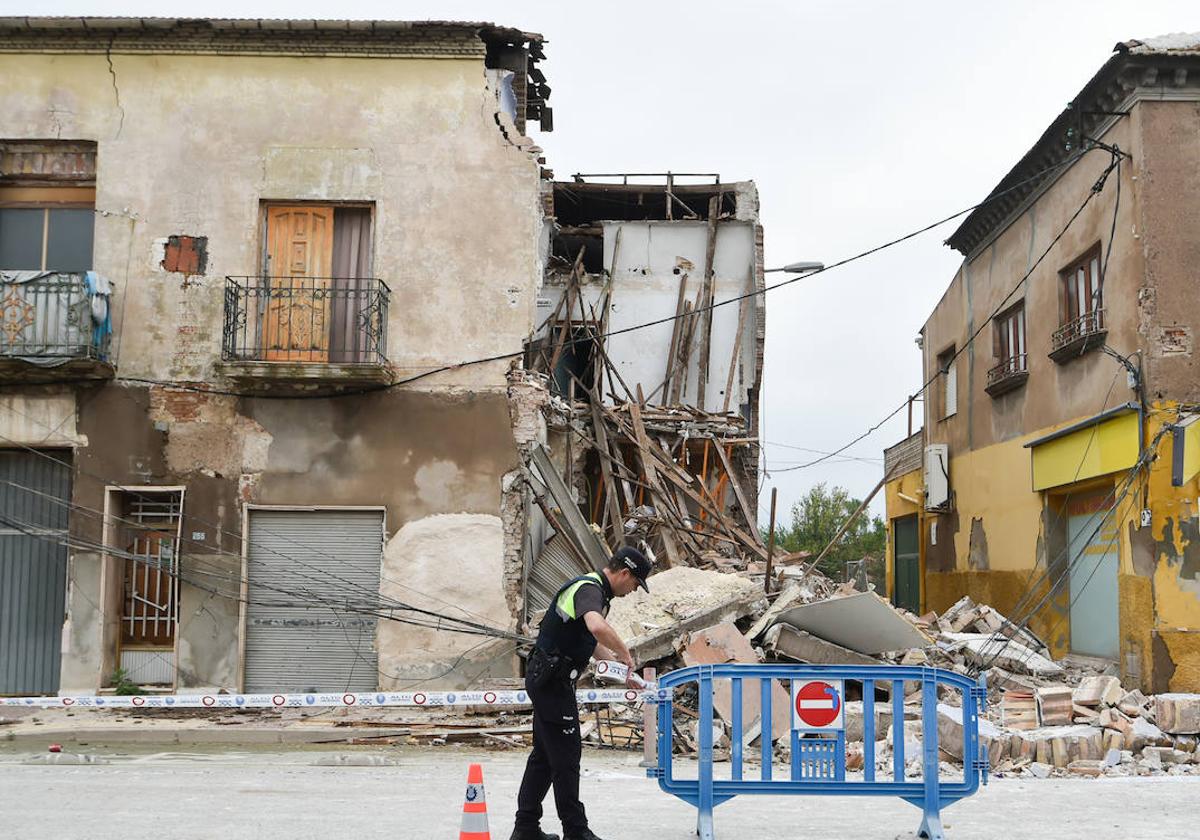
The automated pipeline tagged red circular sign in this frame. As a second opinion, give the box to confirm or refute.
[342,694,356,706]
[795,681,841,728]
[413,693,427,705]
[483,692,497,704]
[61,697,75,706]
[272,695,286,706]
[131,696,145,707]
[202,696,216,707]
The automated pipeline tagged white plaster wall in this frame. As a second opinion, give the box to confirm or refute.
[536,221,758,411]
[377,513,516,686]
[0,52,544,391]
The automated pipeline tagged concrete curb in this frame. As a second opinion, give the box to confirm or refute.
[1,726,413,747]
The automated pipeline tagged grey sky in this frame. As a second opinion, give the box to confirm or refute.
[7,0,1197,527]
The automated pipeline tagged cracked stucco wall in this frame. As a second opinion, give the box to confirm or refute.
[0,46,546,691]
[0,50,544,393]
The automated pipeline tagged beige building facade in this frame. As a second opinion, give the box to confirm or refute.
[0,18,551,694]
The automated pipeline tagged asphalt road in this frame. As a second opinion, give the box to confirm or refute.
[1,746,1197,839]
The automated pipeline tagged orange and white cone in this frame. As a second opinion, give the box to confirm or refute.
[459,763,491,840]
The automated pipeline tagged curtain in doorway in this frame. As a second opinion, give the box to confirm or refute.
[329,208,373,363]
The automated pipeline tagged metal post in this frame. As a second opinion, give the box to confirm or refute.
[731,676,743,781]
[697,667,716,840]
[863,679,876,783]
[764,487,778,594]
[892,680,905,782]
[917,672,945,840]
[760,677,773,781]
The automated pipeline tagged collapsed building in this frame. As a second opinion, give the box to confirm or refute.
[508,176,767,631]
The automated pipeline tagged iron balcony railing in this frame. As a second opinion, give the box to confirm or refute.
[985,353,1028,396]
[221,276,390,365]
[0,271,110,362]
[1052,308,1105,352]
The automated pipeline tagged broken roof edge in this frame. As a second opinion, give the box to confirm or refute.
[0,17,544,42]
[945,36,1200,258]
[551,179,760,224]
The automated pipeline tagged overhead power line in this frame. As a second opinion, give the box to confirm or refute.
[21,148,1096,401]
[769,146,1124,474]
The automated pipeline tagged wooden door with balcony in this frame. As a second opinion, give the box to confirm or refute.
[264,206,334,362]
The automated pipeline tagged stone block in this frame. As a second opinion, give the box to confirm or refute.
[1020,725,1104,768]
[1126,715,1171,752]
[1073,675,1123,707]
[1118,689,1149,717]
[842,701,894,743]
[937,703,1009,766]
[1154,693,1200,735]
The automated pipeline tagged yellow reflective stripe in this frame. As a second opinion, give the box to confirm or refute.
[555,572,603,620]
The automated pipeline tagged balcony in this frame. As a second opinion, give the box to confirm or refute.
[0,271,114,381]
[1050,309,1106,364]
[985,353,1028,397]
[217,276,391,388]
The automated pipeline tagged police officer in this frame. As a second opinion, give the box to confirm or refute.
[511,546,651,840]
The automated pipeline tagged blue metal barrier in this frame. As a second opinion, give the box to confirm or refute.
[648,664,987,840]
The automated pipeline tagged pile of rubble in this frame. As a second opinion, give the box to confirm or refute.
[580,568,1200,777]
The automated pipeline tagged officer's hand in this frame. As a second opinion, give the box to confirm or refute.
[625,670,642,690]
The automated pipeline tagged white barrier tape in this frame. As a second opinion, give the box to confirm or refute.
[1,687,666,710]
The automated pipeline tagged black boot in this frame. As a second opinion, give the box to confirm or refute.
[509,829,561,840]
[565,830,604,840]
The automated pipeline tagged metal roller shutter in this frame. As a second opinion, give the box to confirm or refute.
[0,450,71,695]
[244,509,383,693]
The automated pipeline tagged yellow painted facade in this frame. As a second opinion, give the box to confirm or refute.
[886,403,1200,692]
[1029,410,1140,492]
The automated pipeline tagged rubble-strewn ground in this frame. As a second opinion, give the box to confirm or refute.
[0,746,1196,840]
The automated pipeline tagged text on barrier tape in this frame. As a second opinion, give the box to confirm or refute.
[0,687,667,710]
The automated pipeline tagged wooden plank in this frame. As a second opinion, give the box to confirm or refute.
[651,460,769,562]
[694,195,721,410]
[547,247,586,379]
[627,397,682,568]
[722,274,753,413]
[712,441,764,546]
[663,272,689,401]
[590,393,626,544]
[675,298,700,404]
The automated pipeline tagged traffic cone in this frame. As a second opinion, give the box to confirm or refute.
[459,763,491,840]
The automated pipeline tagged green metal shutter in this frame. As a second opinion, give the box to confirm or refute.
[0,450,71,695]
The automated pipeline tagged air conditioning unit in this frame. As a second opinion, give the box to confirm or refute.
[924,444,950,511]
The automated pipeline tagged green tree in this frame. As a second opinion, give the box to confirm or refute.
[767,483,886,581]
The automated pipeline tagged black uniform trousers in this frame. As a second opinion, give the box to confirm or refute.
[514,671,588,835]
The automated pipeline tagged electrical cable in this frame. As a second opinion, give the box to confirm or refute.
[0,507,529,646]
[0,473,525,643]
[14,149,1098,402]
[0,421,513,637]
[771,147,1123,474]
[965,420,1173,677]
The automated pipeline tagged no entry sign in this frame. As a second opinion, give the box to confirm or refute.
[792,679,844,730]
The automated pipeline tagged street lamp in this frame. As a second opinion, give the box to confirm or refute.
[764,261,825,274]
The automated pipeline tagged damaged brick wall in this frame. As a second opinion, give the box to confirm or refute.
[501,369,550,625]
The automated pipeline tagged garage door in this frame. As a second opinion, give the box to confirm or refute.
[0,450,71,695]
[244,509,383,693]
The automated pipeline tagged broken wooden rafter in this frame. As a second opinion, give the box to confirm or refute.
[694,194,722,411]
[627,394,682,568]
